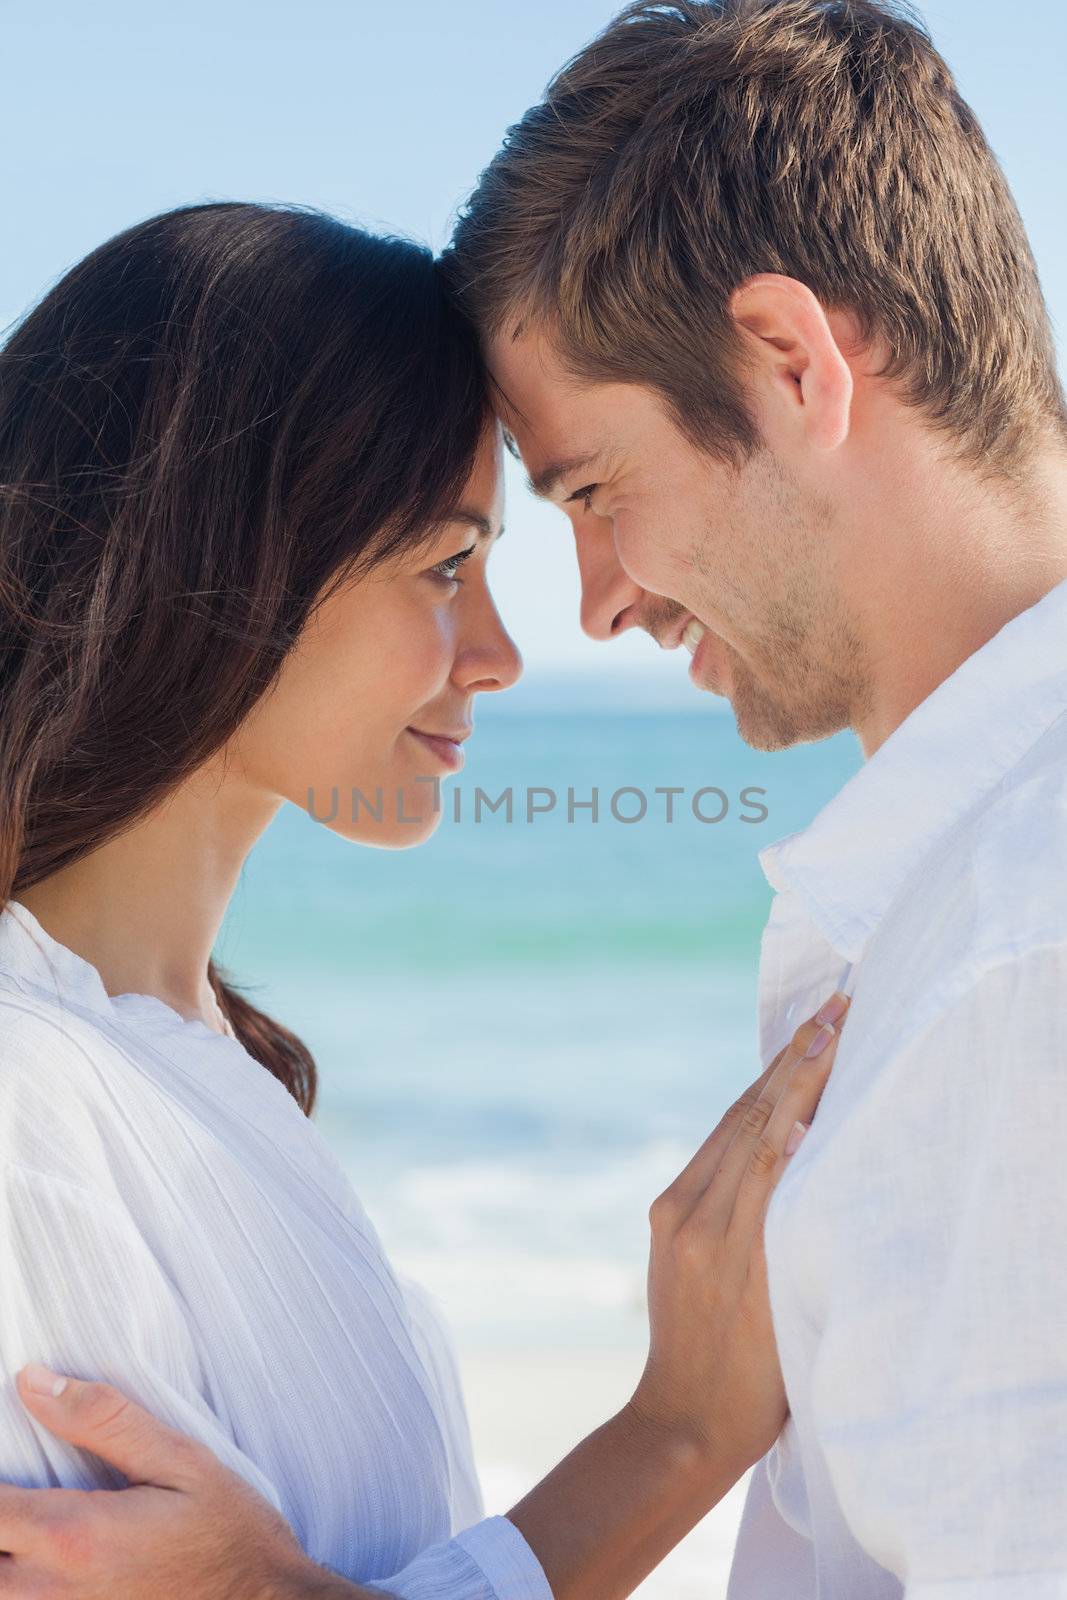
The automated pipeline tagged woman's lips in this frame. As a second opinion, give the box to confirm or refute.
[406,727,467,772]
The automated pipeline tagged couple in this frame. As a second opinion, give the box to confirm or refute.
[2,0,1067,1596]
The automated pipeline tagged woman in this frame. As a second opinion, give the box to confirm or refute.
[0,201,846,1599]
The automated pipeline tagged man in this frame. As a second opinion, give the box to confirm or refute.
[438,1,1067,1592]
[3,2,1067,1597]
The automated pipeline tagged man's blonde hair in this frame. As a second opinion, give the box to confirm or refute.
[444,0,1067,477]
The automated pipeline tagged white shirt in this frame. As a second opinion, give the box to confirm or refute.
[0,900,551,1600]
[727,575,1067,1599]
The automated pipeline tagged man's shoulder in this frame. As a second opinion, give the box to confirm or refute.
[860,715,1067,1026]
[961,709,1067,947]
[902,708,1061,934]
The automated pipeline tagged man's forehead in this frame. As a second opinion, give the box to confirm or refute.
[488,331,638,492]
[492,373,594,468]
[487,321,592,418]
[497,412,603,501]
[493,395,578,483]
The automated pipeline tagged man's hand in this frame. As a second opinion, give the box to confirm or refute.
[0,1365,380,1599]
[0,993,848,1600]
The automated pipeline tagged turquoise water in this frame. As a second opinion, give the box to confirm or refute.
[217,704,862,1348]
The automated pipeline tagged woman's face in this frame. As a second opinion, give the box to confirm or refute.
[233,424,521,847]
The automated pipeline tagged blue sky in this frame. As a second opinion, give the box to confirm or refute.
[2,1,1064,700]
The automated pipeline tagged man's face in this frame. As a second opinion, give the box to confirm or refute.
[489,324,869,751]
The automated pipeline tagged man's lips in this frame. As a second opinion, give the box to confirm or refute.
[650,611,698,650]
[644,610,710,658]
[685,623,729,694]
[681,618,707,657]
[641,610,728,694]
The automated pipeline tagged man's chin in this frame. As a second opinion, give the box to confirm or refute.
[729,671,854,753]
[692,672,729,700]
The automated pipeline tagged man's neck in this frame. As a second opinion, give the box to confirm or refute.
[852,444,1067,759]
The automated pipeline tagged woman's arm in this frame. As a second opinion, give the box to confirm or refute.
[483,1000,848,1599]
[0,1163,289,1513]
[2,998,847,1600]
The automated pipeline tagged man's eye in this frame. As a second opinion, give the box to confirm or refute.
[566,483,600,513]
[430,544,476,583]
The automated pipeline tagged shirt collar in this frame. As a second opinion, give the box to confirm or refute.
[0,898,234,1048]
[0,897,115,1017]
[758,576,1067,963]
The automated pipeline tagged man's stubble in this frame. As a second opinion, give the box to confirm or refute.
[689,448,873,751]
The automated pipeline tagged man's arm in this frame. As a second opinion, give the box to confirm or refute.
[6,1365,745,1600]
[2,1001,846,1600]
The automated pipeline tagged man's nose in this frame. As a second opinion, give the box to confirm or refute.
[575,520,648,641]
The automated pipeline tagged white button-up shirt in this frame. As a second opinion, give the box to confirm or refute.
[727,575,1067,1599]
[0,902,551,1600]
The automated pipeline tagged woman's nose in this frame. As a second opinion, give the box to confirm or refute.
[456,598,523,694]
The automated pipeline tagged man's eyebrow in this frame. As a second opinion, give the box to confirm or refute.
[526,454,600,501]
[446,508,505,541]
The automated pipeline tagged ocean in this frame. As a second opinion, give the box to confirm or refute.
[215,698,862,1354]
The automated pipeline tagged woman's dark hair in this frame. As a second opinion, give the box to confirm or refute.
[0,200,492,1115]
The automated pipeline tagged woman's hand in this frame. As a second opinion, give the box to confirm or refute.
[0,990,850,1600]
[0,1369,369,1600]
[628,990,850,1477]
[504,990,851,1600]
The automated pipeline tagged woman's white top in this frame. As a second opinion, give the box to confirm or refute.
[0,899,551,1599]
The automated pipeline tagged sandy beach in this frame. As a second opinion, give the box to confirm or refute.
[458,1345,750,1599]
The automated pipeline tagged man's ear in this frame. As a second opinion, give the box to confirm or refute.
[728,273,853,453]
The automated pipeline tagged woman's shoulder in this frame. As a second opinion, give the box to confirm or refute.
[0,986,143,1190]
[0,983,131,1079]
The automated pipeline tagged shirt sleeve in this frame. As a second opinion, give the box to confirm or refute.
[359,1280,554,1598]
[395,1272,486,1533]
[905,1579,1067,1599]
[0,1021,554,1600]
[0,1160,555,1600]
[0,1157,286,1514]
[805,945,1067,1590]
[364,1514,553,1599]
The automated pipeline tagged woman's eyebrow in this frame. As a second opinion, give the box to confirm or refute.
[447,508,505,541]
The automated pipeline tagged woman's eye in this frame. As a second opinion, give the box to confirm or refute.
[430,544,477,584]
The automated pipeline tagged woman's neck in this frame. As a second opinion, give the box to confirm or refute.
[15,755,281,1029]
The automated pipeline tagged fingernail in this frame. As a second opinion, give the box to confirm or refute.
[815,991,849,1027]
[785,1120,809,1156]
[805,1023,836,1057]
[22,1363,68,1398]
